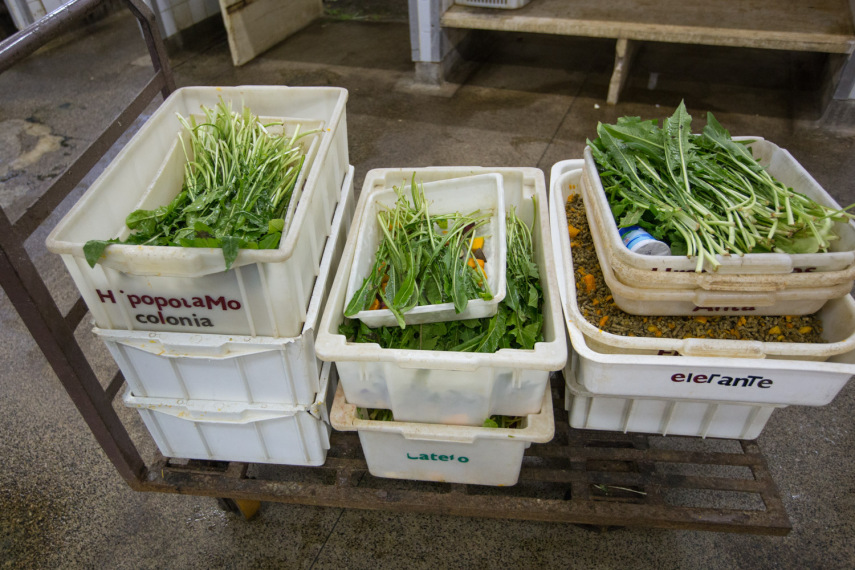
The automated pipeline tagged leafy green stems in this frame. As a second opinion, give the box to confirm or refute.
[356,408,524,429]
[84,99,315,269]
[344,175,494,328]
[340,202,544,353]
[588,101,854,272]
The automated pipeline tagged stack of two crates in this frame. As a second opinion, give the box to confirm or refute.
[548,148,855,440]
[46,86,353,466]
[315,167,568,486]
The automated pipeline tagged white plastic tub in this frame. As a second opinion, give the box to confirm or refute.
[593,246,850,316]
[316,167,567,426]
[345,173,507,327]
[564,365,779,439]
[580,140,855,280]
[550,164,855,359]
[563,322,855,407]
[550,160,852,316]
[330,380,553,486]
[97,167,354,405]
[123,361,336,465]
[47,86,349,338]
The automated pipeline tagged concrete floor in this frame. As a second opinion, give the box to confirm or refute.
[1,3,855,568]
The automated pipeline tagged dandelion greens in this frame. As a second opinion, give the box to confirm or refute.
[344,175,495,328]
[340,202,544,352]
[84,99,314,269]
[588,101,855,272]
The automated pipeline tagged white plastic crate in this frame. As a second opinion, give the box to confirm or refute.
[329,380,553,486]
[46,86,349,338]
[580,140,855,281]
[97,167,354,405]
[593,245,850,316]
[316,167,567,426]
[345,173,507,328]
[123,361,337,465]
[569,161,854,315]
[564,366,778,439]
[455,0,531,8]
[551,166,855,357]
[563,321,855,407]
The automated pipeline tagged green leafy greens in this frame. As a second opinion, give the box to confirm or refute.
[482,415,524,429]
[339,202,544,352]
[84,99,314,269]
[588,101,855,272]
[357,408,524,429]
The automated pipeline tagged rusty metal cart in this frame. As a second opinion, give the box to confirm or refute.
[0,0,791,534]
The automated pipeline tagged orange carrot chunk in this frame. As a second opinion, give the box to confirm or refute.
[583,273,595,293]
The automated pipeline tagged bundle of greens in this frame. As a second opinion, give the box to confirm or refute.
[356,408,524,429]
[344,175,494,328]
[340,203,543,353]
[84,99,313,269]
[588,101,854,272]
[482,415,524,429]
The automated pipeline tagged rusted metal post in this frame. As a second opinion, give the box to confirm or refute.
[0,0,176,489]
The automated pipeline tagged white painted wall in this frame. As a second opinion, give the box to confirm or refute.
[4,0,220,37]
[142,0,220,39]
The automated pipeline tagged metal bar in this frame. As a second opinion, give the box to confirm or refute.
[105,371,125,402]
[521,467,768,494]
[0,0,176,492]
[13,74,167,236]
[122,0,175,97]
[64,298,89,330]
[142,459,790,535]
[534,444,764,468]
[0,0,105,74]
[742,440,791,522]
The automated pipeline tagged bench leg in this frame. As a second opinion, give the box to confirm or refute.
[607,38,638,105]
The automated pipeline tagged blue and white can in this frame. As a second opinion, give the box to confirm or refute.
[618,226,671,256]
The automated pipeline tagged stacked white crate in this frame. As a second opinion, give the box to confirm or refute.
[317,167,566,485]
[112,170,355,464]
[46,86,354,464]
[549,159,855,439]
[579,140,855,316]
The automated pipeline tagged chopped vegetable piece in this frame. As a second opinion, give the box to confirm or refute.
[583,273,596,293]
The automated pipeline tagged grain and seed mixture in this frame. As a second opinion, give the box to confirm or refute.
[564,192,826,343]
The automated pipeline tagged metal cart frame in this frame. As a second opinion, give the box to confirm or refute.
[0,0,791,534]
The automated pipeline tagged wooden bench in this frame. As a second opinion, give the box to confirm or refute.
[408,0,855,104]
